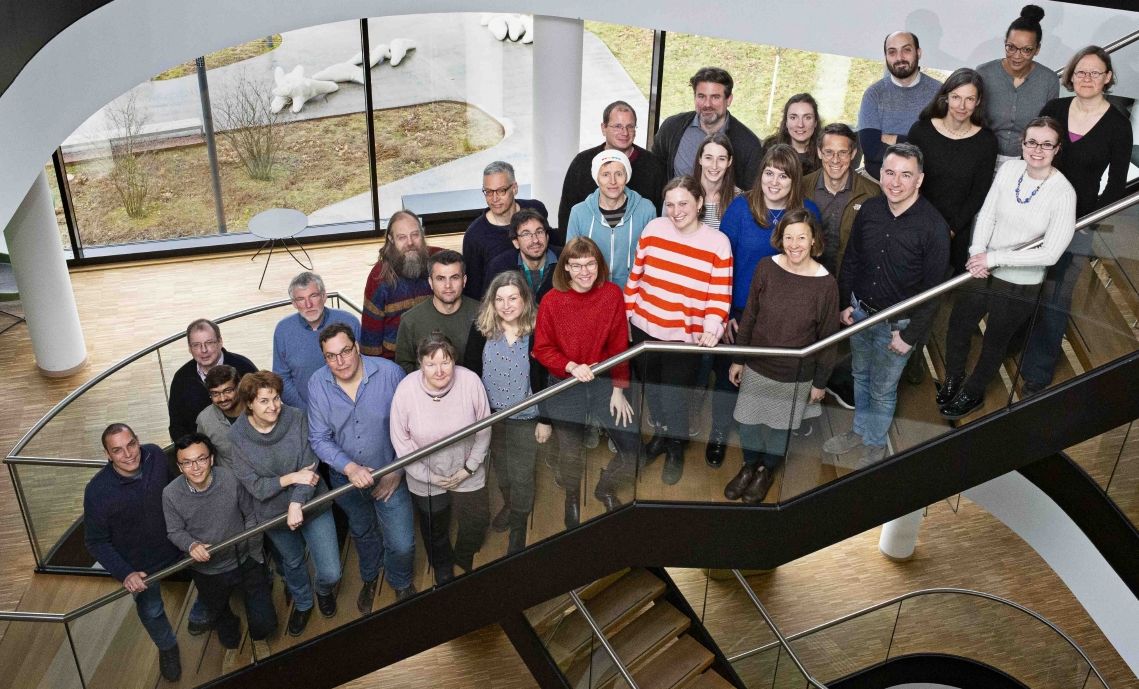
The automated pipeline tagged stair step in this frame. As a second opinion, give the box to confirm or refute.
[565,601,690,687]
[548,569,666,667]
[615,635,714,689]
[685,670,735,689]
[528,569,631,640]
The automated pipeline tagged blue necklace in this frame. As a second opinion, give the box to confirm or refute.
[1014,171,1048,204]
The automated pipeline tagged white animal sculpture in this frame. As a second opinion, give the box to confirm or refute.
[520,15,534,43]
[269,66,339,114]
[313,62,366,85]
[389,39,417,66]
[349,44,391,67]
[483,14,533,43]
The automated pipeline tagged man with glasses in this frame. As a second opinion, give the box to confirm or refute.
[163,433,277,671]
[395,250,478,373]
[653,67,763,189]
[168,319,256,443]
[484,209,561,303]
[308,324,415,612]
[462,161,548,301]
[84,423,184,681]
[273,271,360,409]
[195,365,245,469]
[801,123,882,410]
[557,100,665,232]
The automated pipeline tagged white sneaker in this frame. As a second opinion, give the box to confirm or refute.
[822,430,863,455]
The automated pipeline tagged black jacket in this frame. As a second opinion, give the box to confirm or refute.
[652,110,764,190]
[557,143,666,231]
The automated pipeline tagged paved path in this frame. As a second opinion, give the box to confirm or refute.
[61,14,647,226]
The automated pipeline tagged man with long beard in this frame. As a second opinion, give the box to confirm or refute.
[857,31,942,180]
[360,209,441,359]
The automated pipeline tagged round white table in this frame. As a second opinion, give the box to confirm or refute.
[248,208,313,289]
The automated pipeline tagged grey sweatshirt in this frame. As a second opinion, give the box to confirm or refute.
[162,466,263,575]
[229,405,328,523]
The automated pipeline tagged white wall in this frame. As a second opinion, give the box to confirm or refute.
[0,0,1132,229]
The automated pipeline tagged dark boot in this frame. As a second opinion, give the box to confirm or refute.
[643,430,669,464]
[662,440,685,485]
[723,464,757,500]
[564,488,580,529]
[705,427,728,467]
[741,466,774,504]
[507,511,528,554]
[491,487,511,533]
[593,468,622,512]
[934,374,965,406]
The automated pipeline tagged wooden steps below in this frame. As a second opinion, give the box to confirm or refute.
[547,569,666,668]
[565,601,689,688]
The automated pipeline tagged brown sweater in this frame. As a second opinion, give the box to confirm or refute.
[734,257,840,386]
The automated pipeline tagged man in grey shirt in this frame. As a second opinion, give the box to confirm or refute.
[195,364,243,469]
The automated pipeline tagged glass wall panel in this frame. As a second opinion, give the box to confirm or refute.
[582,22,655,150]
[0,620,83,689]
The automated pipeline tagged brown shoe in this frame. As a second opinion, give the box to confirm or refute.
[741,467,774,504]
[356,578,378,615]
[724,465,757,500]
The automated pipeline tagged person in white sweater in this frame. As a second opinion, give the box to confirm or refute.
[389,333,491,584]
[937,116,1076,419]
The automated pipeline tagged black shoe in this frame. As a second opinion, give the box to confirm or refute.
[491,503,511,533]
[741,467,774,504]
[825,379,855,410]
[643,432,669,464]
[904,347,926,385]
[723,464,757,500]
[705,429,727,467]
[395,584,417,602]
[507,511,529,554]
[935,374,965,406]
[662,441,685,485]
[593,481,622,512]
[435,567,455,585]
[187,617,213,636]
[316,591,337,618]
[564,490,581,529]
[356,578,378,615]
[286,607,312,637]
[940,389,984,420]
[158,644,182,681]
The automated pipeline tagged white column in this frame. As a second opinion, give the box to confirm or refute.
[878,508,924,561]
[4,171,87,376]
[531,15,583,229]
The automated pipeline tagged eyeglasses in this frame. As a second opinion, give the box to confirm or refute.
[820,149,852,160]
[1022,139,1058,151]
[1073,70,1107,81]
[323,344,357,363]
[517,229,546,241]
[482,185,515,199]
[566,260,598,273]
[189,339,219,352]
[1004,43,1037,56]
[606,124,636,133]
[208,385,236,399]
[292,293,324,306]
[177,456,210,469]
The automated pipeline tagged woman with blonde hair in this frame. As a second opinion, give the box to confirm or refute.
[463,271,550,553]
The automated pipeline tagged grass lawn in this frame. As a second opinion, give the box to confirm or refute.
[64,101,502,245]
[586,22,946,141]
[153,36,283,81]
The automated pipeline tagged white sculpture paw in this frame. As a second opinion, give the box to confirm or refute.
[485,14,533,43]
[389,38,417,66]
[270,66,339,114]
[350,44,390,67]
[488,15,508,41]
[313,62,366,85]
[520,15,534,44]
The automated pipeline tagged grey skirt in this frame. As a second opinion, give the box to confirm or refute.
[732,366,820,429]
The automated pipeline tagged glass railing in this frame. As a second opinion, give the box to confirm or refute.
[1065,420,1139,530]
[2,189,1139,685]
[719,583,1111,689]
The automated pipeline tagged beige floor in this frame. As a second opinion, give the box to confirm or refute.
[0,237,1135,688]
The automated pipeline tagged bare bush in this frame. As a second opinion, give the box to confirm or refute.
[215,71,279,180]
[105,94,152,217]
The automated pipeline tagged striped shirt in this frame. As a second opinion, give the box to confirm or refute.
[624,217,733,342]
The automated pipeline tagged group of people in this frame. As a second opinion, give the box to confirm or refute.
[83,5,1131,680]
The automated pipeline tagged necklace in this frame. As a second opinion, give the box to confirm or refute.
[1014,170,1049,204]
[769,208,786,226]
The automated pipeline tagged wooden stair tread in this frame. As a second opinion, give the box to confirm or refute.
[530,570,630,640]
[565,601,690,686]
[548,569,665,666]
[621,635,714,689]
[685,670,735,689]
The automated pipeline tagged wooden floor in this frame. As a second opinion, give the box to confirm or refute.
[0,237,1136,688]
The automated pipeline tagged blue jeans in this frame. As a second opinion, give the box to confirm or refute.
[849,310,912,448]
[265,508,342,611]
[1020,229,1093,388]
[134,582,177,651]
[328,469,416,590]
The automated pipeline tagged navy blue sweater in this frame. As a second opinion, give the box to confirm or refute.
[84,443,181,581]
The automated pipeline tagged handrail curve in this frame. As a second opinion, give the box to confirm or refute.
[725,587,1110,689]
[3,189,1139,622]
[568,589,641,689]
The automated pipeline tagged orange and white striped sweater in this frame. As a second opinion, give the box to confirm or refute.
[624,217,733,342]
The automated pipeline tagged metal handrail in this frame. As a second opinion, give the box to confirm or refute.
[1055,27,1139,79]
[731,570,828,689]
[4,293,361,461]
[567,590,641,689]
[3,189,1139,622]
[724,587,1110,689]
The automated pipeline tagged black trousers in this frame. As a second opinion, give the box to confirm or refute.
[945,276,1040,398]
[192,557,277,647]
[412,488,489,582]
[630,325,703,440]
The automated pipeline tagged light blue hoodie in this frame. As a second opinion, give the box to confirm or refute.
[566,186,657,288]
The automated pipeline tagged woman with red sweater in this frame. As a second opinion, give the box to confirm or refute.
[534,237,638,529]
